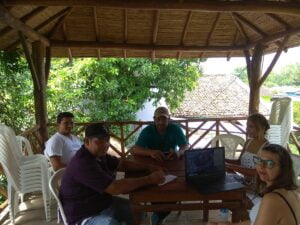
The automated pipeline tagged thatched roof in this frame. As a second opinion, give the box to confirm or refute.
[173,74,269,118]
[1,1,300,59]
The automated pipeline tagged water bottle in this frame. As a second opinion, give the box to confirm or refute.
[219,208,229,221]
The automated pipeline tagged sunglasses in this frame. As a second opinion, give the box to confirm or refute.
[253,156,278,169]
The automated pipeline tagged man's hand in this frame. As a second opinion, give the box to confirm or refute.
[147,170,165,185]
[149,150,165,162]
[164,152,177,161]
[147,164,166,173]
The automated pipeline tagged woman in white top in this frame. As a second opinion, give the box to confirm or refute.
[207,144,300,225]
[226,113,270,182]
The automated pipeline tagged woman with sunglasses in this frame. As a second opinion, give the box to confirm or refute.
[226,113,270,185]
[207,144,300,225]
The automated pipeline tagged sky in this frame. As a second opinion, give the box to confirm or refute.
[202,46,300,75]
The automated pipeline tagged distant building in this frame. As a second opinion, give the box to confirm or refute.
[172,74,269,118]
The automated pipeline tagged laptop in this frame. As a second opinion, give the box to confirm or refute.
[184,147,245,194]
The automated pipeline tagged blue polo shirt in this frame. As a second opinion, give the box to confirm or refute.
[135,123,188,153]
[59,146,119,225]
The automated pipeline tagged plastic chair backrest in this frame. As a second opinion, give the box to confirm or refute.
[49,168,68,225]
[267,97,293,147]
[0,125,21,190]
[211,134,245,159]
[291,154,300,184]
[16,136,34,156]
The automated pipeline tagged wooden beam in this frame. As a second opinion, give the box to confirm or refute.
[62,22,73,63]
[265,13,291,30]
[0,6,46,37]
[243,49,252,85]
[259,36,289,86]
[51,40,245,52]
[18,31,40,90]
[6,7,71,51]
[181,11,192,45]
[246,26,300,48]
[48,7,72,38]
[0,4,49,46]
[226,29,239,61]
[178,11,192,60]
[206,13,220,46]
[123,8,127,59]
[151,10,160,61]
[93,7,101,59]
[232,13,266,37]
[231,13,249,44]
[45,46,51,83]
[4,0,300,16]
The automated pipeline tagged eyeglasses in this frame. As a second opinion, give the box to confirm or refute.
[253,156,278,169]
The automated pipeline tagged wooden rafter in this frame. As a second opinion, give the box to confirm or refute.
[206,13,220,46]
[62,22,73,62]
[265,13,291,30]
[6,7,71,51]
[177,11,192,60]
[226,29,239,61]
[48,7,72,38]
[51,40,244,52]
[18,31,40,90]
[4,0,300,16]
[243,49,252,84]
[124,8,128,58]
[247,26,300,48]
[0,4,49,46]
[93,7,101,59]
[232,13,266,37]
[259,36,289,86]
[231,13,249,44]
[151,10,159,61]
[0,6,46,37]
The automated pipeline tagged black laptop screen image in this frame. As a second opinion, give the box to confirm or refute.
[184,147,245,194]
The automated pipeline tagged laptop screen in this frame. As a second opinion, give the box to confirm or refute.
[184,147,225,177]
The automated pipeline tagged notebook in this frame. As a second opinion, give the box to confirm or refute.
[184,147,245,194]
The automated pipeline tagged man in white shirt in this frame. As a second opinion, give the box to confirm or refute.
[45,112,82,171]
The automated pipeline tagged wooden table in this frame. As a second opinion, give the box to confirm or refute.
[127,156,247,225]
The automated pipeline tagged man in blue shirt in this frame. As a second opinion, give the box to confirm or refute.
[133,106,189,161]
[60,123,165,225]
[132,107,189,225]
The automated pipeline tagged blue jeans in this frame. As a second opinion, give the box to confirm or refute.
[83,196,133,225]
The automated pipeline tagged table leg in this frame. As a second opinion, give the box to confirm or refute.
[131,204,141,225]
[202,200,209,221]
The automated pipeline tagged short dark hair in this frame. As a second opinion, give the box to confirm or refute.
[256,144,298,195]
[57,112,74,123]
[85,123,109,139]
[248,113,270,134]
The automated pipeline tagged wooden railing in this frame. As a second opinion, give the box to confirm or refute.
[1,116,300,215]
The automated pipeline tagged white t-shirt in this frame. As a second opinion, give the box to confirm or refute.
[45,132,82,165]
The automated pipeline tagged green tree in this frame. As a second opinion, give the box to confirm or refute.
[47,58,202,122]
[0,51,34,132]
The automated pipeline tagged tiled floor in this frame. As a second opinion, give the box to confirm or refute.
[2,195,225,225]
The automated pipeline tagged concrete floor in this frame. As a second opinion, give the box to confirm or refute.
[1,194,226,225]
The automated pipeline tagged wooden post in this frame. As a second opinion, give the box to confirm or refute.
[245,37,288,115]
[31,41,49,146]
[245,44,265,115]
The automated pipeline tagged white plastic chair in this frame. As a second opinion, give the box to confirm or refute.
[267,97,293,148]
[49,168,68,225]
[291,154,300,185]
[211,134,245,159]
[0,124,51,224]
[16,135,34,156]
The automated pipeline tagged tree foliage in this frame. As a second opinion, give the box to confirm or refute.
[0,51,34,132]
[233,63,300,87]
[47,58,202,123]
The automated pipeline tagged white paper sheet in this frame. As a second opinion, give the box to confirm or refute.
[158,174,177,186]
